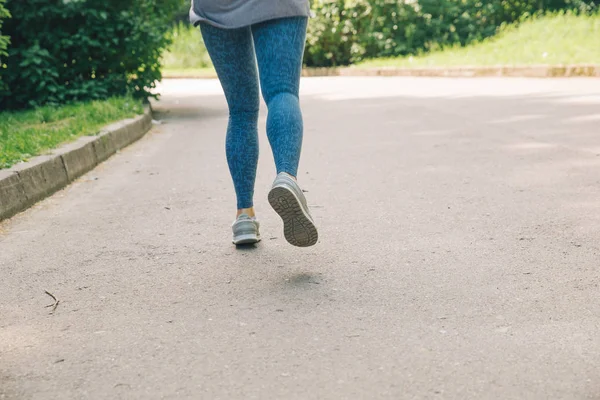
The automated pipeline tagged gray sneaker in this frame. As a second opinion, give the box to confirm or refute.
[268,172,318,247]
[232,214,261,245]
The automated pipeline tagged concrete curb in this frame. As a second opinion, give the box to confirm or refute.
[330,64,600,78]
[163,72,219,80]
[164,65,600,80]
[0,105,153,222]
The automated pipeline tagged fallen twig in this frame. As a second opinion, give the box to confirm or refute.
[44,290,60,314]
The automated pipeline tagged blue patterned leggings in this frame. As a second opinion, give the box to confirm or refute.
[200,17,308,209]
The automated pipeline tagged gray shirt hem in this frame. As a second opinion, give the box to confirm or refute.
[190,0,311,29]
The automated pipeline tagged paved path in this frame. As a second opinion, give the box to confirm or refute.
[2,77,600,400]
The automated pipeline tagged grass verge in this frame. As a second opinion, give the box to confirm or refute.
[162,22,213,72]
[162,67,216,79]
[357,12,600,68]
[163,12,599,75]
[0,97,143,169]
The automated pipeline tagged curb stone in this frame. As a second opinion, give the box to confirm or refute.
[0,105,153,222]
[164,65,600,80]
[301,64,600,78]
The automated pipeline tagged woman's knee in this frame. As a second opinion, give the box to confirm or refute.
[263,89,298,109]
[229,107,260,124]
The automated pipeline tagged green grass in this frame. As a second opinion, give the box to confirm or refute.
[358,12,600,68]
[163,12,599,74]
[162,22,213,71]
[0,97,144,169]
[162,67,216,79]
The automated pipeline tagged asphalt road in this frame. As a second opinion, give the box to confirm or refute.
[2,77,600,399]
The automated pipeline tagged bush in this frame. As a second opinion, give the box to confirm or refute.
[305,0,366,67]
[305,0,598,67]
[0,0,181,110]
[0,0,9,61]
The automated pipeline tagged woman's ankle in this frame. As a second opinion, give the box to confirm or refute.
[237,207,255,218]
[278,171,297,181]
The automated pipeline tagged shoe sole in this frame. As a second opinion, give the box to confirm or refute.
[233,233,261,246]
[268,186,318,247]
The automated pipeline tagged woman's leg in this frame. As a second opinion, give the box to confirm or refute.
[199,23,260,213]
[251,17,308,178]
[252,18,318,247]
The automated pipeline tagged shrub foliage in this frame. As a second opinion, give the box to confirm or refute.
[0,0,181,110]
[305,0,597,67]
